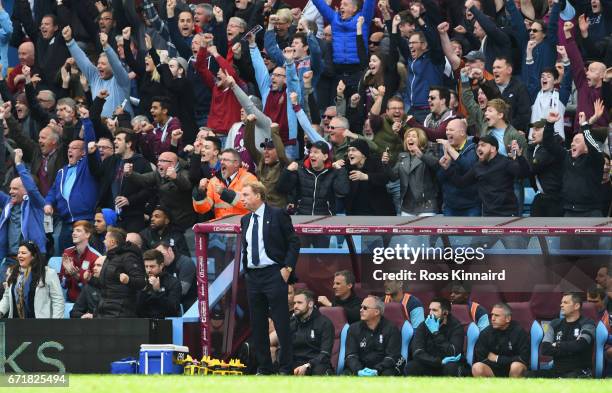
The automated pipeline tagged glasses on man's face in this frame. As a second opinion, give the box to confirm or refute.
[328,125,344,131]
[369,41,381,46]
[360,305,372,310]
[529,29,541,33]
[97,145,113,150]
[321,114,334,120]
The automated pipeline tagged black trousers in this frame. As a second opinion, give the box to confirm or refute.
[246,265,292,374]
[405,359,464,377]
[531,194,564,217]
[292,359,333,375]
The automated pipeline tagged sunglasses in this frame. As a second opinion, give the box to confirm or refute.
[321,114,334,119]
[360,305,372,310]
[328,125,344,130]
[529,29,541,33]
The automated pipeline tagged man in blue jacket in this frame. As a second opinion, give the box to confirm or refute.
[312,0,375,96]
[44,108,99,255]
[0,148,47,286]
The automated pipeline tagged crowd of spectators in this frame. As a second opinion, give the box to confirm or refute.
[0,0,608,364]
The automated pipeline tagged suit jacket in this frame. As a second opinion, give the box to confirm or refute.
[240,204,300,283]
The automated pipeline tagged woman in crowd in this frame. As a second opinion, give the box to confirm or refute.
[0,241,64,318]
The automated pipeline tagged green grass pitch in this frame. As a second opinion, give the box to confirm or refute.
[10,375,609,392]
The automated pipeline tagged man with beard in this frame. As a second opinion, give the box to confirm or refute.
[140,206,190,258]
[92,208,117,254]
[59,221,101,302]
[155,241,197,313]
[406,298,465,376]
[317,270,362,324]
[137,249,182,319]
[443,134,530,217]
[290,289,334,375]
[406,86,458,141]
[192,149,257,219]
[70,255,105,318]
[87,130,153,232]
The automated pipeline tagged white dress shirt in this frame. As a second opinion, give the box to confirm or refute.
[246,204,276,269]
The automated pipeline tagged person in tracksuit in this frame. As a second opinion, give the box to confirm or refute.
[527,293,596,378]
[406,297,466,376]
[345,295,404,376]
[472,302,530,377]
[290,289,334,375]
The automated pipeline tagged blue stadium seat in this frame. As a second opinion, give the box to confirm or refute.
[466,322,479,366]
[64,302,74,319]
[400,321,413,361]
[335,323,349,375]
[48,257,62,273]
[530,321,544,371]
[595,321,608,378]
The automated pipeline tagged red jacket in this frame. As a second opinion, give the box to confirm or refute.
[59,245,101,302]
[195,47,243,135]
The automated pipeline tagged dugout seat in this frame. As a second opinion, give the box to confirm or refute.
[451,304,472,329]
[319,307,349,374]
[466,322,480,366]
[470,284,502,311]
[530,285,562,320]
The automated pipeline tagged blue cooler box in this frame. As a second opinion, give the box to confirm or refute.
[139,344,189,374]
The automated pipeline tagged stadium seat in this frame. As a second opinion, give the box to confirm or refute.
[530,321,544,371]
[352,283,371,299]
[336,324,349,375]
[400,321,414,361]
[466,322,479,366]
[507,302,535,332]
[64,302,74,319]
[594,321,608,378]
[581,302,598,323]
[451,304,472,329]
[530,285,562,320]
[48,256,62,273]
[384,302,407,330]
[319,307,349,373]
[470,284,502,311]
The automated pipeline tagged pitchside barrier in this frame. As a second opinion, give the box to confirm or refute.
[191,216,611,365]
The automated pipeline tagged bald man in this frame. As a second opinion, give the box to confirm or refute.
[123,151,195,232]
[436,119,481,216]
[8,42,36,93]
[45,114,98,255]
[563,22,610,129]
[0,149,46,286]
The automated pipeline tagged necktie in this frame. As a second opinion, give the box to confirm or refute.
[251,214,260,266]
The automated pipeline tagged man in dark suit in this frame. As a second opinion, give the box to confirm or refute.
[240,181,300,375]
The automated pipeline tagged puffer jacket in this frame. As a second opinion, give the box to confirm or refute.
[94,243,146,318]
[277,158,350,215]
[311,0,376,65]
[388,151,440,215]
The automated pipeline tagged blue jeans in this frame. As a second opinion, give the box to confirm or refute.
[386,180,401,215]
[443,205,482,217]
